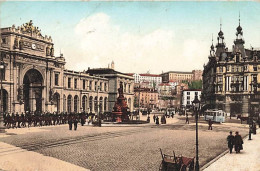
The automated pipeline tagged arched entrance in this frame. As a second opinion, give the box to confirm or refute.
[53,92,60,113]
[0,89,8,113]
[82,95,87,112]
[23,69,43,113]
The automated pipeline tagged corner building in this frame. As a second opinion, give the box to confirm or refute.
[202,20,260,117]
[0,21,110,114]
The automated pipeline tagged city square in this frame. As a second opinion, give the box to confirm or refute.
[0,1,259,171]
[0,115,250,171]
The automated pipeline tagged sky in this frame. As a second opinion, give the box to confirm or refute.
[0,1,260,74]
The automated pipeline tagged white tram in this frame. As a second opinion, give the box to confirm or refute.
[204,109,226,123]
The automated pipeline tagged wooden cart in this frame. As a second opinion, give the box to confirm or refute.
[159,148,194,171]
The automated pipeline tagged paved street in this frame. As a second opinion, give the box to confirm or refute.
[0,116,249,171]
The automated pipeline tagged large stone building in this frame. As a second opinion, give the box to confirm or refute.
[202,20,260,116]
[86,68,134,112]
[161,70,202,83]
[0,21,112,114]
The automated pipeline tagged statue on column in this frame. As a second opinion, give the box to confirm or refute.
[14,37,19,49]
[19,38,24,50]
[46,46,51,56]
[118,82,123,97]
[50,45,54,57]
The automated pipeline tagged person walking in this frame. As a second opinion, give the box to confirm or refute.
[234,131,243,153]
[68,114,73,130]
[147,115,150,123]
[185,114,189,124]
[153,114,156,123]
[227,131,235,153]
[156,116,159,125]
[73,114,78,131]
[208,119,213,130]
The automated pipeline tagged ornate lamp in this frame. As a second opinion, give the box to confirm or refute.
[192,94,200,171]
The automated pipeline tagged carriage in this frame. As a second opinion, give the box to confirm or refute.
[159,149,194,171]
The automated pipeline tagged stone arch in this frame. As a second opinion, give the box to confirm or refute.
[23,69,44,113]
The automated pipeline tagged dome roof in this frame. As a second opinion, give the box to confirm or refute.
[218,30,224,37]
[236,25,242,33]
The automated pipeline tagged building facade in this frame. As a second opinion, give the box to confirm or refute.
[181,89,201,108]
[130,73,162,89]
[134,87,158,109]
[0,21,110,114]
[86,68,134,112]
[202,20,260,116]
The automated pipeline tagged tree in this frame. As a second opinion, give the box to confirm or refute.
[188,80,202,89]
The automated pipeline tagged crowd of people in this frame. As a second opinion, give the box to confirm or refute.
[3,112,96,130]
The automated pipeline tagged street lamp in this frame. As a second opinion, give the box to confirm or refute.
[192,94,200,171]
[0,60,5,133]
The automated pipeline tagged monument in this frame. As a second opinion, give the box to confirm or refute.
[112,82,129,122]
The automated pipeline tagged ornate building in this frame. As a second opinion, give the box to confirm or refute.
[0,21,110,114]
[202,19,260,117]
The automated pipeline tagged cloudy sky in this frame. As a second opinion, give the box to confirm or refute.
[1,1,260,74]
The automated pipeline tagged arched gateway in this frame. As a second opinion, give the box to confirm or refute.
[23,69,44,113]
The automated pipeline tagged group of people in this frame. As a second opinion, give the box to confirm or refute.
[151,114,167,125]
[3,112,95,130]
[227,131,244,153]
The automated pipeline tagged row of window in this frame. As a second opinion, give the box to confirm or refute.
[219,65,258,73]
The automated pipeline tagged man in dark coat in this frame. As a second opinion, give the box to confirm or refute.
[234,131,243,153]
[208,119,213,130]
[155,116,159,125]
[68,114,73,130]
[153,115,156,123]
[73,114,78,131]
[185,114,189,124]
[227,131,234,153]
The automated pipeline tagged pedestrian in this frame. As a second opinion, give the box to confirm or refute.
[73,115,78,131]
[227,131,234,153]
[234,131,243,153]
[68,114,72,130]
[208,119,213,130]
[147,115,150,123]
[153,114,156,123]
[185,114,189,124]
[156,116,159,125]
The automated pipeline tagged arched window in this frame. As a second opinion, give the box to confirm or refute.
[94,96,98,113]
[104,97,107,112]
[82,95,87,112]
[67,95,72,113]
[74,95,79,113]
[89,96,93,113]
[99,97,103,112]
[63,95,66,112]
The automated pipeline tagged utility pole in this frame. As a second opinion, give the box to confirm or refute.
[0,58,6,133]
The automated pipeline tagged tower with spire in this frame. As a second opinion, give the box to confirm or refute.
[215,20,226,57]
[233,13,246,59]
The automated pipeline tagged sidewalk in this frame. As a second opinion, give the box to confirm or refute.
[0,127,89,171]
[203,128,260,171]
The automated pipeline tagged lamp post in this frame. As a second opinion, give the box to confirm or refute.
[0,60,5,133]
[192,94,200,171]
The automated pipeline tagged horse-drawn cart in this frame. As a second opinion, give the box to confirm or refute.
[159,148,194,171]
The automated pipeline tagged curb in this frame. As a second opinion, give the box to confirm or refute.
[201,128,259,170]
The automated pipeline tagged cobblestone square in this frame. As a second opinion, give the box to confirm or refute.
[0,116,249,171]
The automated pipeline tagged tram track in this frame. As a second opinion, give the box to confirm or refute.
[0,128,152,153]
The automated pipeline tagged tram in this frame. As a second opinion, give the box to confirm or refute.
[204,109,226,123]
